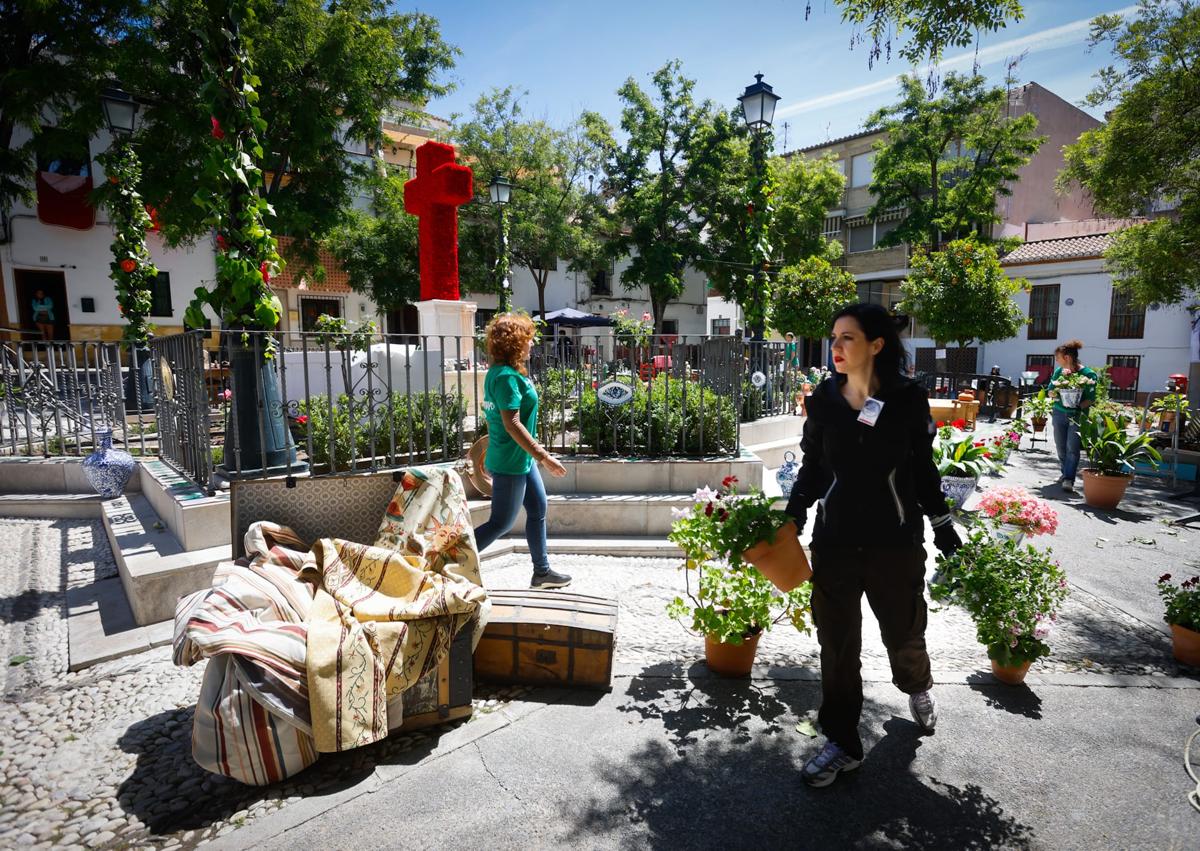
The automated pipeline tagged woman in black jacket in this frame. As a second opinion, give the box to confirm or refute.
[786,303,961,788]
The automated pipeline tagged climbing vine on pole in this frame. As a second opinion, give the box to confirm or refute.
[97,142,157,346]
[186,0,283,342]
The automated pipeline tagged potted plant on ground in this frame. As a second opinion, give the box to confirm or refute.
[668,477,812,676]
[1156,573,1200,666]
[933,420,994,510]
[977,485,1058,545]
[930,530,1069,684]
[1076,411,1162,509]
[1151,393,1190,430]
[1025,388,1052,432]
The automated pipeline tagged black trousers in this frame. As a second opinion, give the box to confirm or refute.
[811,543,933,760]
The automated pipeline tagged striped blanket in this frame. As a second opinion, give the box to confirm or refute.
[173,467,488,783]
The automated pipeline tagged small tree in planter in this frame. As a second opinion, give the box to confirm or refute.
[930,529,1069,684]
[1156,574,1200,666]
[667,477,812,676]
[1076,411,1161,509]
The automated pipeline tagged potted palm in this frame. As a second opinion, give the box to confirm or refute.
[1156,574,1200,666]
[1077,411,1162,509]
[1025,389,1053,432]
[933,421,994,510]
[930,529,1069,684]
[668,477,812,676]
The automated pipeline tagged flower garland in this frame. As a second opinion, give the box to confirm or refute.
[186,0,283,344]
[97,142,158,345]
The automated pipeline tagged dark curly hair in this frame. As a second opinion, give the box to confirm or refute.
[485,313,537,374]
[1055,339,1084,369]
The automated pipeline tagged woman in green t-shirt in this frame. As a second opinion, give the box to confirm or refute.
[474,313,572,588]
[1048,338,1097,493]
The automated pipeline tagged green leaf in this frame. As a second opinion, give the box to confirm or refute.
[8,655,32,666]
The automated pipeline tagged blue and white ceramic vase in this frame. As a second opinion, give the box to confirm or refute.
[940,475,977,511]
[776,450,799,500]
[83,427,136,497]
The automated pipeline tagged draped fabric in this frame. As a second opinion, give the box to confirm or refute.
[173,467,488,782]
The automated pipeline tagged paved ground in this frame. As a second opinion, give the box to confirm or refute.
[1,438,1199,849]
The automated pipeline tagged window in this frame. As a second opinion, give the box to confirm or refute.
[1105,354,1141,402]
[850,152,874,188]
[856,280,903,308]
[711,317,731,335]
[589,267,612,296]
[150,272,172,317]
[1108,288,1145,339]
[874,218,900,247]
[661,319,678,335]
[1027,284,1059,340]
[821,215,843,240]
[300,297,341,331]
[848,224,874,253]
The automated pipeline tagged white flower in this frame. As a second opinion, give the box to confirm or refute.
[692,486,720,503]
[670,507,692,519]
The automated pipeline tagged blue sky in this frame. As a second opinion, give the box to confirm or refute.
[421,0,1135,150]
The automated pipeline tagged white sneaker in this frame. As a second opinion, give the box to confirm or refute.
[909,690,937,731]
[1061,479,1075,493]
[802,740,862,787]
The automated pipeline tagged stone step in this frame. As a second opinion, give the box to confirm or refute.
[0,456,141,495]
[745,435,802,469]
[101,493,231,626]
[470,493,700,536]
[480,536,681,562]
[0,492,107,518]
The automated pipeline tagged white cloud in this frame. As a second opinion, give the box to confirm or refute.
[776,5,1138,119]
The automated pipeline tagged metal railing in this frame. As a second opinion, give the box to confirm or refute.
[149,332,213,493]
[1,340,145,457]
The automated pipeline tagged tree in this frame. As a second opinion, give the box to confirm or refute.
[898,237,1029,350]
[122,0,457,275]
[584,61,730,333]
[832,0,1025,67]
[866,72,1044,252]
[768,258,858,341]
[1059,0,1200,307]
[700,136,846,332]
[453,88,604,320]
[325,169,420,312]
[0,0,143,212]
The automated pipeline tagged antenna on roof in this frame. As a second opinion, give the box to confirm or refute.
[781,121,790,153]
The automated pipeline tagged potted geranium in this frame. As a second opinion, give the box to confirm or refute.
[1076,411,1162,509]
[1156,573,1200,666]
[668,477,812,675]
[977,485,1058,545]
[987,429,1022,465]
[930,530,1069,684]
[1024,389,1053,432]
[933,421,994,510]
[1049,368,1096,410]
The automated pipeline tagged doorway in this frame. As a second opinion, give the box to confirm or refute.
[13,269,70,341]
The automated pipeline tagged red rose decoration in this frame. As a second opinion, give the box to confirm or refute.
[951,418,967,429]
[935,421,945,427]
[120,258,137,273]
[210,117,224,140]
[216,234,227,251]
[260,261,270,283]
[721,475,738,488]
[704,503,714,517]
[746,202,754,216]
[295,414,308,425]
[108,176,119,185]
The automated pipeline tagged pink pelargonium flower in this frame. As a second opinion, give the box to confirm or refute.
[641,312,652,322]
[692,485,719,504]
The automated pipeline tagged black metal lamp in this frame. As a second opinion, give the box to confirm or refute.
[738,74,780,132]
[488,175,513,205]
[101,88,140,136]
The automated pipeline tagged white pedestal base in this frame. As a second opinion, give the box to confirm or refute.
[417,299,477,366]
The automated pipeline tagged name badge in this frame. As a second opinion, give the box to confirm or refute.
[857,397,884,427]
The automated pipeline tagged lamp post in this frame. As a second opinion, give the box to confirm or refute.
[489,175,514,312]
[100,88,157,413]
[738,74,780,342]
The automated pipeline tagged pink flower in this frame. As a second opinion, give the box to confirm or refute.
[641,312,652,322]
[221,389,232,401]
[210,117,224,140]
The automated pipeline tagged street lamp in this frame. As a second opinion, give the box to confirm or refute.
[489,175,514,311]
[738,74,779,342]
[101,88,140,136]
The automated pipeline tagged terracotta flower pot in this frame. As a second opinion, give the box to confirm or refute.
[1170,623,1200,666]
[741,520,812,592]
[1031,416,1047,433]
[990,658,1032,685]
[705,631,762,677]
[1081,469,1132,510]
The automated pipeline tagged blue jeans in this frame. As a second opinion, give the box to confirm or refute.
[1051,408,1082,482]
[474,465,550,574]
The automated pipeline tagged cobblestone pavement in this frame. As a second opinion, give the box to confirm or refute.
[0,445,1194,850]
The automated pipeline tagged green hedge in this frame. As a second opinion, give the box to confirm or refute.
[296,390,466,470]
[577,374,737,456]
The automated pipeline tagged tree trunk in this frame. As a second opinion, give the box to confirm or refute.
[535,269,547,320]
[652,297,667,335]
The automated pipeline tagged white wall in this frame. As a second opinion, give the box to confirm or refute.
[904,257,1193,397]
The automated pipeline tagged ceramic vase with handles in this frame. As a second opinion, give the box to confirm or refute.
[83,427,136,497]
[1057,388,1082,409]
[940,475,977,511]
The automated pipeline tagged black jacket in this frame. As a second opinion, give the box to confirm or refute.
[784,375,952,550]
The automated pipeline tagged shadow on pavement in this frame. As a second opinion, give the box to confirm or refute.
[966,674,1044,719]
[617,662,800,755]
[566,716,1036,849]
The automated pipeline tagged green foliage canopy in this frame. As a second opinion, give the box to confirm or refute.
[834,0,1025,66]
[768,257,858,340]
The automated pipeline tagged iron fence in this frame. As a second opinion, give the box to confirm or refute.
[1,339,149,457]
